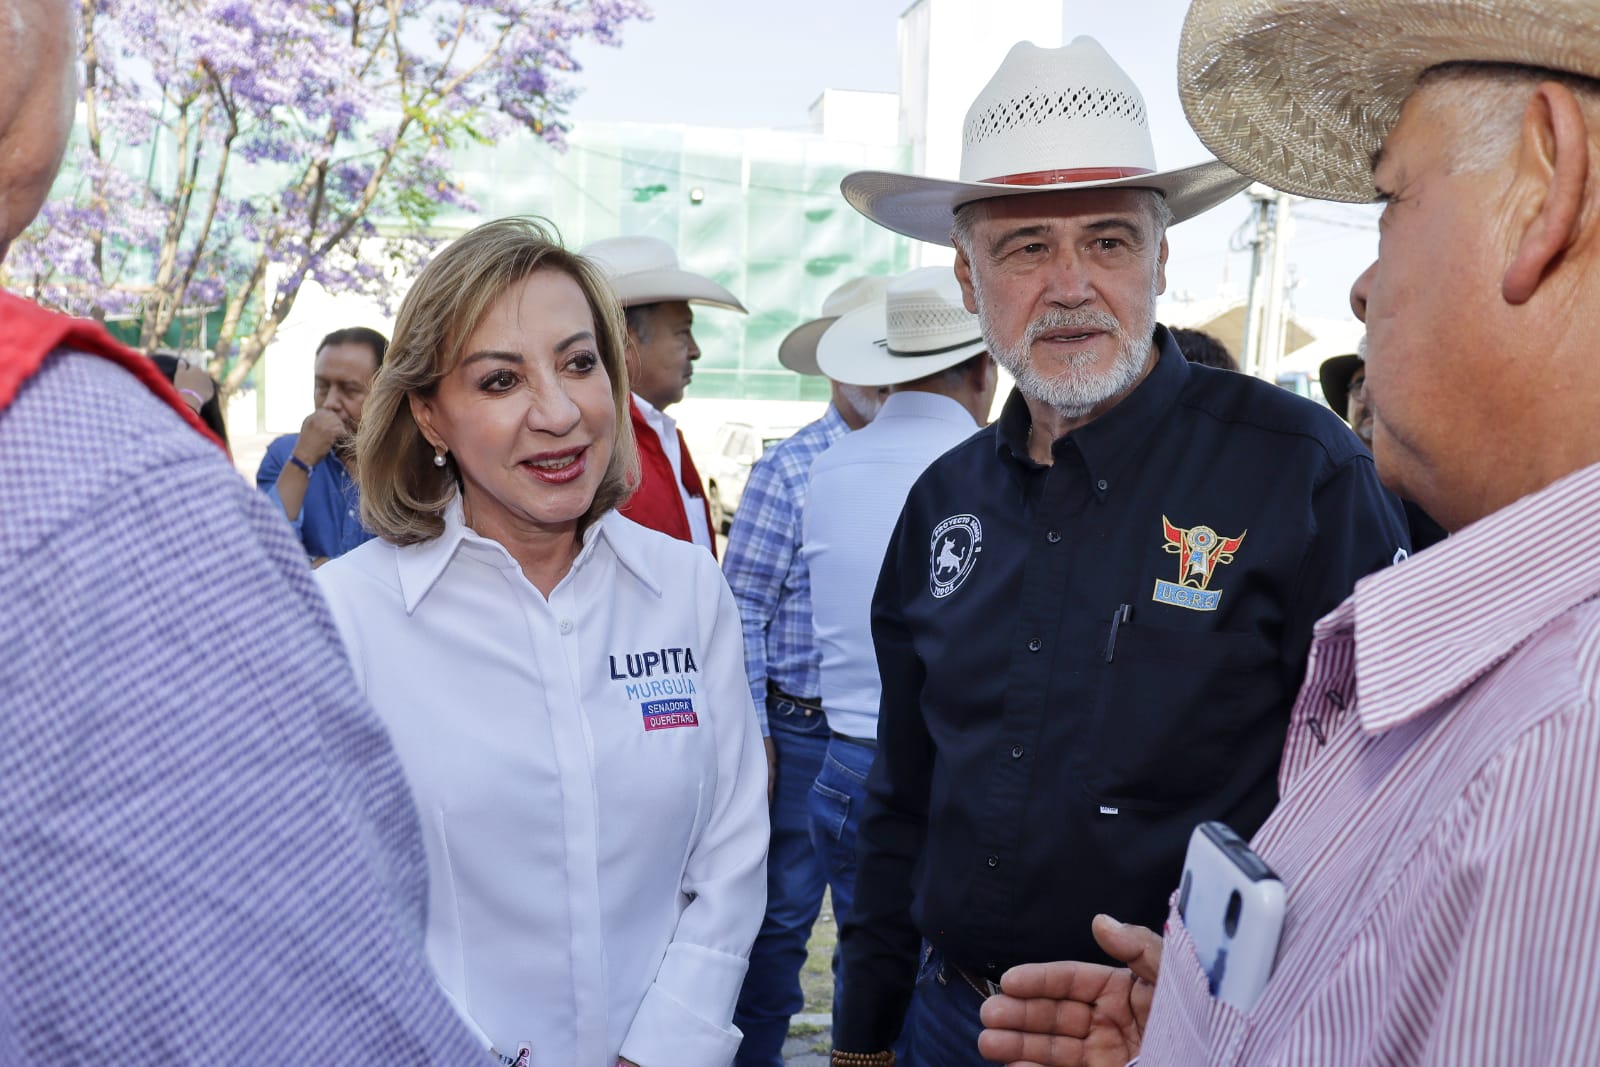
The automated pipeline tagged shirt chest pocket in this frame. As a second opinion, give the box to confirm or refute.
[1142,905,1251,1065]
[1088,623,1281,805]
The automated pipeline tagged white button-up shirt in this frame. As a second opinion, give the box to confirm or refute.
[316,501,767,1067]
[634,393,715,552]
[802,390,982,741]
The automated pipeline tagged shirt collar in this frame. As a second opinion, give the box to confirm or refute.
[876,389,979,425]
[395,497,661,614]
[992,325,1188,486]
[1332,460,1600,733]
[631,392,674,432]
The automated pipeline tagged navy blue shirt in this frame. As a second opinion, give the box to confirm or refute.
[835,329,1410,1051]
[256,434,373,561]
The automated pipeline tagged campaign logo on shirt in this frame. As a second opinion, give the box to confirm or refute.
[929,513,982,599]
[1153,516,1246,612]
[642,697,699,731]
[609,646,702,709]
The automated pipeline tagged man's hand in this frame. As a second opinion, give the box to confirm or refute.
[764,736,777,803]
[295,407,348,468]
[976,915,1162,1067]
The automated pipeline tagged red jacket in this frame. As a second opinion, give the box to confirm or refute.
[0,289,222,446]
[619,396,717,558]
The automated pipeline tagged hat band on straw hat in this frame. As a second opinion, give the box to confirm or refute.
[982,165,1154,186]
[885,338,982,358]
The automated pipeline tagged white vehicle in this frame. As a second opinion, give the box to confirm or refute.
[705,421,798,532]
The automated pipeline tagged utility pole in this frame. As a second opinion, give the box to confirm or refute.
[1239,185,1297,379]
[1239,191,1272,376]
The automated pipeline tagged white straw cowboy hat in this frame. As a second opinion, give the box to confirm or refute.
[841,37,1250,246]
[1177,0,1600,203]
[778,275,892,376]
[816,267,986,387]
[580,235,747,312]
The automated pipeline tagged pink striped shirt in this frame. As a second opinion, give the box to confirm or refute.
[1140,461,1600,1066]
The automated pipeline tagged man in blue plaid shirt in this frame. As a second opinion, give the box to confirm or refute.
[726,277,889,1065]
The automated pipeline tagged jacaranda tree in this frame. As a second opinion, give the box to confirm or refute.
[4,0,648,397]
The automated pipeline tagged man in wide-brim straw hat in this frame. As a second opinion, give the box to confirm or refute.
[581,234,744,557]
[829,34,1409,1067]
[799,266,996,1045]
[978,3,1600,1066]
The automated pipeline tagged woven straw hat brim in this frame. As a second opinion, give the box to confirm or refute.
[815,302,986,387]
[1178,0,1600,203]
[777,316,835,376]
[840,160,1250,246]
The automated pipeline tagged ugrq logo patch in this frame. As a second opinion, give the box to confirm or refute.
[642,697,699,731]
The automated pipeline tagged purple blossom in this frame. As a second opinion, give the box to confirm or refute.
[5,0,646,379]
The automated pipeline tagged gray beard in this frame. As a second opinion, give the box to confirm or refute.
[975,284,1156,419]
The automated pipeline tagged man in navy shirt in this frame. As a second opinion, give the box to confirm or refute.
[257,327,385,564]
[828,38,1410,1064]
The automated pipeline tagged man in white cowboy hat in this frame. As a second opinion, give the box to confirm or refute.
[977,4,1600,1065]
[829,36,1410,1065]
[581,234,745,556]
[800,266,995,1021]
[723,275,890,1067]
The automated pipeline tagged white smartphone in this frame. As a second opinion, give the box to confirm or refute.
[1176,820,1286,1013]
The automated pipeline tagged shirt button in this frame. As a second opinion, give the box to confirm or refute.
[1045,529,1061,543]
[1097,479,1108,492]
[1011,745,1024,758]
[558,619,574,635]
[987,855,999,868]
[1027,637,1042,652]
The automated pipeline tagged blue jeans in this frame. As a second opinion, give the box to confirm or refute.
[733,693,830,1067]
[806,736,876,952]
[898,945,990,1066]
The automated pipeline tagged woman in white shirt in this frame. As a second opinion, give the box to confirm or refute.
[315,217,768,1067]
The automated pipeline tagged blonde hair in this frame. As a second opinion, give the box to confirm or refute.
[358,216,638,545]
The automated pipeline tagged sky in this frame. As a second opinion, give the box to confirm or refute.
[566,0,1381,325]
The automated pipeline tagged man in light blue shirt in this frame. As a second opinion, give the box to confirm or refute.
[800,267,995,1013]
[257,326,386,564]
[725,276,889,1066]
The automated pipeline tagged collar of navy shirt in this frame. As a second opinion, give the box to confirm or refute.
[995,324,1192,496]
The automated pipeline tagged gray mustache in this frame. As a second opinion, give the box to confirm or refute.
[1025,309,1124,343]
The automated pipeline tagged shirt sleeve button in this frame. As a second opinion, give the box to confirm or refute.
[1097,479,1109,492]
[558,619,574,635]
[1027,637,1042,652]
[1046,529,1061,543]
[987,855,999,868]
[1011,745,1024,758]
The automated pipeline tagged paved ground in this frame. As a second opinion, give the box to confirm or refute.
[782,1014,832,1064]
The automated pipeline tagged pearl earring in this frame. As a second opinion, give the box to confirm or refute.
[433,448,447,468]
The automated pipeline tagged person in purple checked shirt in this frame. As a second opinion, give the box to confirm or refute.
[0,2,483,1061]
[979,1,1600,1064]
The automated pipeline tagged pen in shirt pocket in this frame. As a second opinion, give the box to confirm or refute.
[1104,603,1132,662]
